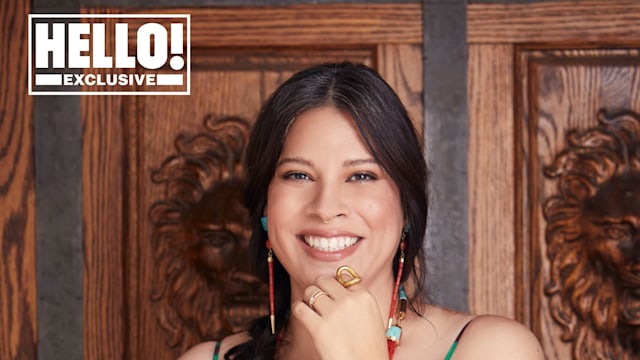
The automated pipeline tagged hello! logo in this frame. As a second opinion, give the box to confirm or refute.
[28,14,190,95]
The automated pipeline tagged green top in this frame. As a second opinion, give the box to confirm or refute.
[212,341,221,360]
[444,319,473,360]
[444,340,459,360]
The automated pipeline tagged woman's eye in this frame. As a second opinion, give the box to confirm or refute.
[349,172,377,182]
[283,172,311,181]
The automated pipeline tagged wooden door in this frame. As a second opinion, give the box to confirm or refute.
[0,0,36,358]
[468,1,640,359]
[81,4,423,359]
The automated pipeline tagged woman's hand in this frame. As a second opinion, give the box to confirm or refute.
[292,274,389,360]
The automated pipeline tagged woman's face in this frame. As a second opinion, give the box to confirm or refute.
[265,106,404,294]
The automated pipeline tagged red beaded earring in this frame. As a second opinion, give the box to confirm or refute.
[267,240,275,334]
[262,216,276,335]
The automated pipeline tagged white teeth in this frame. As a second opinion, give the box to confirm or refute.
[304,236,358,252]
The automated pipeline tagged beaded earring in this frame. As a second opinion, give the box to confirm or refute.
[261,216,276,335]
[386,229,407,358]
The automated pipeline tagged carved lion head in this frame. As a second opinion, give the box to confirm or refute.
[543,110,640,359]
[149,116,267,352]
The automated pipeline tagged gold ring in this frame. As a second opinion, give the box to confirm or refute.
[308,289,329,309]
[336,265,362,288]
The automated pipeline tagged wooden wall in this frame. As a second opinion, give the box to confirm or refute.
[5,0,638,359]
[0,1,36,360]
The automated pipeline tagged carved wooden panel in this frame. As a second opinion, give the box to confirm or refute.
[522,49,640,359]
[468,2,640,359]
[542,109,640,359]
[148,115,258,350]
[81,5,422,359]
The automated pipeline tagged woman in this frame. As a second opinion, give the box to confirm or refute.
[179,62,543,359]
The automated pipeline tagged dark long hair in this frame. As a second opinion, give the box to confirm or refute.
[227,62,429,359]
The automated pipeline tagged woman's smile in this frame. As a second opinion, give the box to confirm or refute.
[301,235,359,252]
[298,233,363,262]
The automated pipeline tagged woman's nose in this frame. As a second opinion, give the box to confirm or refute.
[307,181,348,223]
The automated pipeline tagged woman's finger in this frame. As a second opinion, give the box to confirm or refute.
[303,286,333,314]
[314,274,353,298]
[292,300,322,333]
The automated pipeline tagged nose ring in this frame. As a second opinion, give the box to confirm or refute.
[321,214,343,224]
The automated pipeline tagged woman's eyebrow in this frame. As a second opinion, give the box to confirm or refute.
[343,158,378,167]
[276,157,314,167]
[276,157,378,167]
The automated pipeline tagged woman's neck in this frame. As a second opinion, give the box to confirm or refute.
[276,315,320,360]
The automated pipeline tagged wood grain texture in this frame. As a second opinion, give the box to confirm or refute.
[80,15,130,359]
[467,44,516,319]
[99,4,422,47]
[0,0,36,359]
[377,44,423,135]
[82,94,126,359]
[468,1,640,44]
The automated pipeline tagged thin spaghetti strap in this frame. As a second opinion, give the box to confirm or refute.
[212,341,222,360]
[444,318,474,360]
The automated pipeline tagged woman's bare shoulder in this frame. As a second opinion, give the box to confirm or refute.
[178,332,250,360]
[177,341,217,360]
[453,315,545,359]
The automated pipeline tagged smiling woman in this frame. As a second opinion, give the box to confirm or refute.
[178,62,544,360]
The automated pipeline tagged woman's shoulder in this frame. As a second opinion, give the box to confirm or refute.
[178,332,250,360]
[454,314,544,359]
